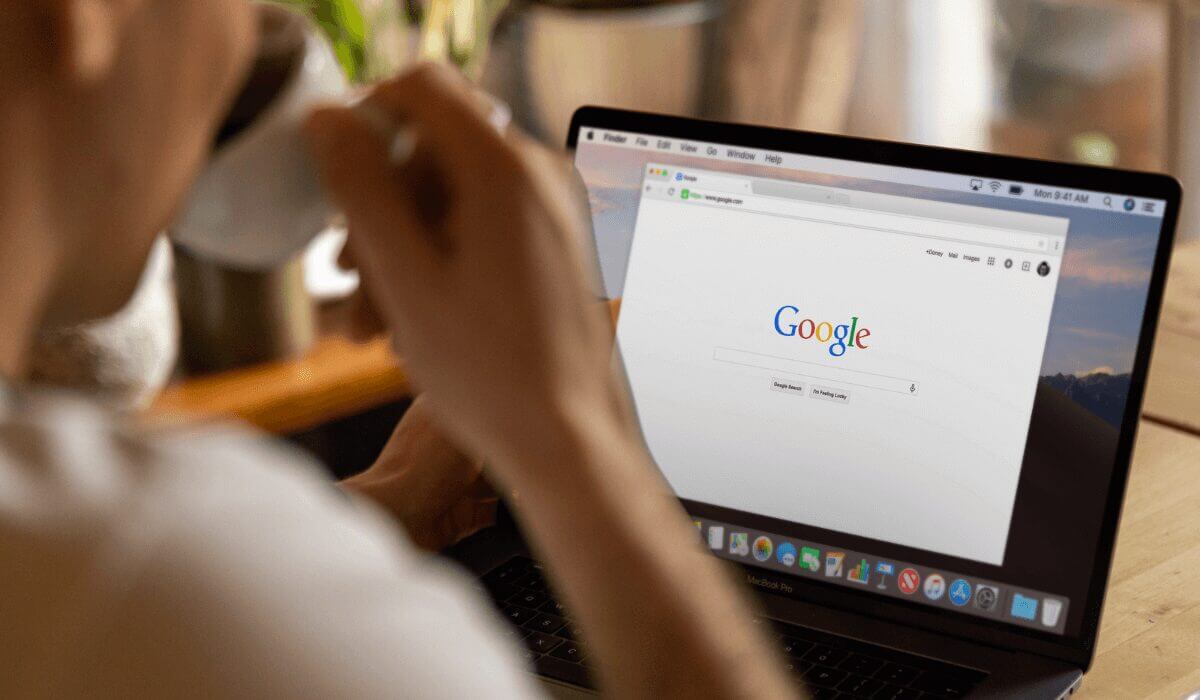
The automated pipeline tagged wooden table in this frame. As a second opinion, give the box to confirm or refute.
[150,335,412,435]
[1143,243,1200,434]
[1081,421,1200,698]
[148,247,1200,698]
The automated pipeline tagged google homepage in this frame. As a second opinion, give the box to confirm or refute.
[618,166,1070,565]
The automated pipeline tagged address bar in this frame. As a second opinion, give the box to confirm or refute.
[682,189,1053,254]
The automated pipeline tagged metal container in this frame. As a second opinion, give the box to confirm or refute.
[485,0,723,145]
[173,243,316,374]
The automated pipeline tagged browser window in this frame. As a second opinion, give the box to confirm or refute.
[621,165,1068,566]
[575,121,1170,637]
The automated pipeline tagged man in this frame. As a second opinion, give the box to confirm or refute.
[0,1,797,697]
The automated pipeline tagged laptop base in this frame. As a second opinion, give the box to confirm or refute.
[448,522,1083,699]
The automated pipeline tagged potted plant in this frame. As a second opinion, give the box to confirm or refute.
[271,0,510,82]
[266,0,412,82]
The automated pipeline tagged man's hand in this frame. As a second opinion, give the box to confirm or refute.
[303,63,622,482]
[305,64,799,699]
[341,397,497,552]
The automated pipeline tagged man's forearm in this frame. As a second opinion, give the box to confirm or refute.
[493,408,800,699]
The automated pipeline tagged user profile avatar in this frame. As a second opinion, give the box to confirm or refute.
[1037,261,1051,277]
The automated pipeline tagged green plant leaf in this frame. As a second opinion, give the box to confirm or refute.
[261,0,368,82]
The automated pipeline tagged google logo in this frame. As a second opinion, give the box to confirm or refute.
[773,306,871,358]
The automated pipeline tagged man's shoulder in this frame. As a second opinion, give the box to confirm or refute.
[0,391,537,698]
[0,389,329,523]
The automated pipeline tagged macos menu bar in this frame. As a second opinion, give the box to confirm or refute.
[579,127,1167,218]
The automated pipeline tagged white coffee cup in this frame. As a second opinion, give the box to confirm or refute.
[171,18,350,270]
[172,12,509,271]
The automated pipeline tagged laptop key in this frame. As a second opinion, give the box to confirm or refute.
[876,662,921,686]
[520,613,546,631]
[502,605,537,626]
[912,672,973,697]
[539,599,569,616]
[875,684,924,700]
[782,659,811,676]
[514,572,547,592]
[804,645,850,667]
[488,583,521,603]
[536,655,592,689]
[837,673,883,698]
[805,666,848,688]
[839,653,885,676]
[781,636,814,657]
[508,590,549,610]
[524,631,564,655]
[525,613,567,636]
[550,639,586,664]
[483,559,530,587]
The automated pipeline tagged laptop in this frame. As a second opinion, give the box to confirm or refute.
[451,107,1181,698]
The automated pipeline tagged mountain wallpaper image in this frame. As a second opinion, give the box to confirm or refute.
[1040,372,1132,428]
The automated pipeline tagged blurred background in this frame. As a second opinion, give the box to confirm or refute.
[301,0,1200,309]
[474,0,1188,220]
[316,0,1200,256]
[30,0,1200,475]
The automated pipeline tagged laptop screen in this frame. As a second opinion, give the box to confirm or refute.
[571,120,1169,640]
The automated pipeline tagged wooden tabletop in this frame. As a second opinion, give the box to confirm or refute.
[1081,420,1200,698]
[1083,243,1200,698]
[1143,243,1200,434]
[150,335,411,435]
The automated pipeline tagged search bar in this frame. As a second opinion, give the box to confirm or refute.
[690,192,1053,254]
[713,347,920,396]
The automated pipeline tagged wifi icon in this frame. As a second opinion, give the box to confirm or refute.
[988,181,1002,193]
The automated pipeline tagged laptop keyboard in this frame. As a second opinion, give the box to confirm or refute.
[480,557,988,698]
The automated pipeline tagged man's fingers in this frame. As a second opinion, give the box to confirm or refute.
[343,287,387,343]
[337,236,357,272]
[303,106,435,279]
[363,63,516,190]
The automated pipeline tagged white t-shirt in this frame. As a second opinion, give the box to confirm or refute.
[0,389,539,699]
